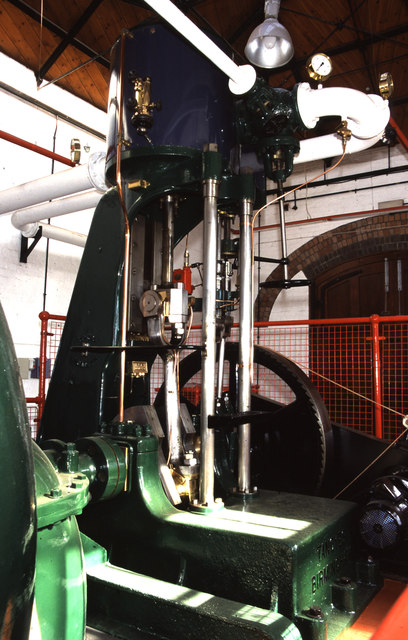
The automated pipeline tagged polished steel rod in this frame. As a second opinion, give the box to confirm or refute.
[161,194,176,286]
[277,179,289,281]
[199,178,219,506]
[238,197,253,493]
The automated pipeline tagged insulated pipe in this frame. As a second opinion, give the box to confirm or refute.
[199,177,219,506]
[10,190,101,230]
[238,197,254,494]
[0,151,107,215]
[296,83,389,139]
[293,131,385,165]
[21,223,87,248]
[239,130,386,171]
[143,0,256,95]
[237,83,389,170]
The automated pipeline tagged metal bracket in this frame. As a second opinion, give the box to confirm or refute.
[259,278,311,289]
[254,256,289,265]
[208,410,272,430]
[20,227,42,263]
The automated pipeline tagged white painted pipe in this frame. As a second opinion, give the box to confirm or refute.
[237,84,389,170]
[144,0,256,95]
[294,131,385,165]
[10,190,101,229]
[296,83,390,139]
[237,129,386,173]
[293,83,389,165]
[0,151,107,215]
[21,222,87,248]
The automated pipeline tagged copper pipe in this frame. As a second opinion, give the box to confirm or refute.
[116,32,131,423]
[37,311,51,422]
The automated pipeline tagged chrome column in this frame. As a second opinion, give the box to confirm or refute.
[199,177,219,506]
[161,194,176,286]
[238,197,253,493]
[277,179,289,281]
[161,194,183,466]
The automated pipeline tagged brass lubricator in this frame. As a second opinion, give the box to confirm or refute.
[127,73,161,140]
[378,72,394,100]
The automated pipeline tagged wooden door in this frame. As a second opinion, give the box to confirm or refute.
[312,252,408,319]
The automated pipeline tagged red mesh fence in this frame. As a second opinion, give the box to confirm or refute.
[47,319,65,372]
[26,402,39,439]
[28,313,408,441]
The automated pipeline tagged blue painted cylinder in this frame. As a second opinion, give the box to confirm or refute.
[106,23,235,170]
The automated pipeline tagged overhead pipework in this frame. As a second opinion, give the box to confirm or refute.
[20,223,87,248]
[0,151,107,248]
[0,151,107,216]
[143,0,256,95]
[294,82,390,164]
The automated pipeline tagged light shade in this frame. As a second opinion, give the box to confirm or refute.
[245,0,294,69]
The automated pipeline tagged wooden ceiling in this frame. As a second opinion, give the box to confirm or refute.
[1,0,408,138]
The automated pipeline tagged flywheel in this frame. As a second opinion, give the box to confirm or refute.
[155,343,332,495]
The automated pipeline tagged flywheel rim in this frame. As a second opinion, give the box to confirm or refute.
[154,343,332,495]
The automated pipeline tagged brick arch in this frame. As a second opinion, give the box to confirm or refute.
[255,210,408,321]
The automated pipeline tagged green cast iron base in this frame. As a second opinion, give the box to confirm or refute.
[79,431,382,640]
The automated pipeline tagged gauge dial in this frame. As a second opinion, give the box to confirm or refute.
[306,53,333,81]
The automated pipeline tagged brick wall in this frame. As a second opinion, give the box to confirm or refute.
[256,210,408,320]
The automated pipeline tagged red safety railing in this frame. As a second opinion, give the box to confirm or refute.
[27,312,408,441]
[26,311,66,437]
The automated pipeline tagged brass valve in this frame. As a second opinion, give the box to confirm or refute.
[336,120,352,148]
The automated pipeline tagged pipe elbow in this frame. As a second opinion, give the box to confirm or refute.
[296,82,390,140]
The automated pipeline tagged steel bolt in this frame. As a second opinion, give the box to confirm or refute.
[337,576,352,585]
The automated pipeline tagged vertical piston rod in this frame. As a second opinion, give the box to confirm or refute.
[199,177,219,506]
[161,194,183,466]
[161,195,176,286]
[277,179,289,282]
[238,197,254,493]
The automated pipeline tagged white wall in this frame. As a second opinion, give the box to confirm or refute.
[255,143,408,320]
[0,53,107,373]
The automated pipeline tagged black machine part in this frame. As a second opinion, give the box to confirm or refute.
[155,343,332,495]
[360,468,408,550]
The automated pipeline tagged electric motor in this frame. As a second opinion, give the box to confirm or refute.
[359,470,408,550]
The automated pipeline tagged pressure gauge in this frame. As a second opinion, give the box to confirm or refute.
[378,72,394,100]
[306,53,333,82]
